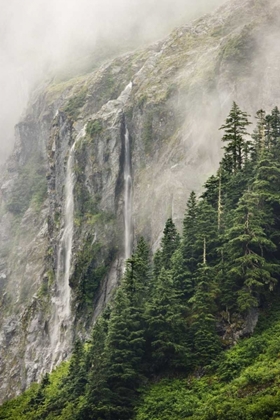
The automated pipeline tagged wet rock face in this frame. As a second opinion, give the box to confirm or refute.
[0,0,280,402]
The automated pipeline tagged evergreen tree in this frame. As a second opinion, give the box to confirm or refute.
[153,249,162,280]
[252,150,280,257]
[92,239,151,419]
[64,340,88,401]
[124,236,151,302]
[222,166,251,211]
[265,113,273,150]
[195,200,219,266]
[201,175,219,208]
[153,218,180,277]
[28,373,50,408]
[80,316,112,420]
[190,265,221,366]
[161,217,180,270]
[80,236,152,419]
[105,286,145,419]
[201,168,226,232]
[182,192,199,275]
[146,268,191,373]
[251,109,266,162]
[270,106,280,148]
[223,191,278,312]
[220,102,251,173]
[171,247,192,300]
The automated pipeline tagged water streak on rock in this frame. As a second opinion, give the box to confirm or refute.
[124,123,133,262]
[50,126,86,368]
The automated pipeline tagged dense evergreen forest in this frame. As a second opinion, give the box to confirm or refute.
[1,102,280,419]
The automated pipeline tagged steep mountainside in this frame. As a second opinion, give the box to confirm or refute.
[0,0,280,402]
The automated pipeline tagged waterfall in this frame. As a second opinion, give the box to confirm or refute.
[116,80,133,264]
[49,126,86,368]
[124,124,133,262]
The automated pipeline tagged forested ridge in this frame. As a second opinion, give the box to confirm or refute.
[1,102,280,419]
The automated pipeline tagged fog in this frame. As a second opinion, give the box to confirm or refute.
[0,0,225,163]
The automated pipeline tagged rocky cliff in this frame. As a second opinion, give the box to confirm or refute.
[0,0,280,402]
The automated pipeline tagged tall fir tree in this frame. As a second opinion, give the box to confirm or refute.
[80,315,112,420]
[105,286,145,419]
[195,200,219,267]
[220,102,251,173]
[223,191,278,312]
[251,109,266,163]
[153,217,180,277]
[146,268,191,374]
[161,217,180,270]
[182,192,199,275]
[270,106,280,148]
[190,265,221,366]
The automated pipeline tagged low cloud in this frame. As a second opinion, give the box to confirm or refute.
[0,0,225,163]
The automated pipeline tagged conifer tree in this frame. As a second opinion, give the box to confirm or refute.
[80,316,112,420]
[105,285,145,419]
[270,106,280,148]
[220,102,251,173]
[201,175,219,208]
[171,247,192,300]
[153,249,162,280]
[252,150,280,254]
[201,168,226,232]
[124,236,151,302]
[173,192,200,300]
[251,109,266,162]
[146,268,191,373]
[223,191,278,312]
[265,113,273,150]
[182,192,198,275]
[65,340,88,400]
[195,201,219,266]
[161,217,180,270]
[190,265,221,366]
[100,238,151,419]
[153,218,180,276]
[81,239,151,419]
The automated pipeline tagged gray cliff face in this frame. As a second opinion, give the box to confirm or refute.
[0,0,280,402]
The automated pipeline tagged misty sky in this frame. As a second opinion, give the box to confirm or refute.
[0,0,225,163]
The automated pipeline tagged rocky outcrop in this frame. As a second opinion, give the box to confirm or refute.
[0,0,280,402]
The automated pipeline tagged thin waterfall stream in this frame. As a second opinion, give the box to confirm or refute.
[124,123,133,262]
[116,80,133,265]
[49,126,86,368]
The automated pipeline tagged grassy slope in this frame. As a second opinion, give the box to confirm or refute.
[136,297,280,420]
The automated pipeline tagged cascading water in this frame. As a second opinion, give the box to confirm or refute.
[49,126,86,368]
[117,81,133,264]
[124,124,133,262]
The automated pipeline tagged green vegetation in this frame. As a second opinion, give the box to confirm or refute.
[72,235,115,312]
[63,88,87,120]
[73,140,100,224]
[6,157,47,215]
[220,26,256,76]
[142,112,153,154]
[1,103,280,419]
[86,120,103,138]
[136,301,280,420]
